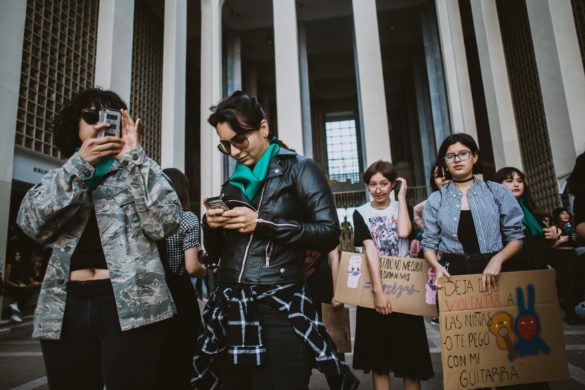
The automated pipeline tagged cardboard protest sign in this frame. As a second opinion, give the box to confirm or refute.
[333,252,438,317]
[438,270,569,389]
[321,303,352,353]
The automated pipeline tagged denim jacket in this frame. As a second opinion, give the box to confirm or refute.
[421,179,524,255]
[17,147,181,340]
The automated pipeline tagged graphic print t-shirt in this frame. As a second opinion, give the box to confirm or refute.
[353,201,410,257]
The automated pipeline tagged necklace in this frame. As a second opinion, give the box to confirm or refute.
[452,176,474,183]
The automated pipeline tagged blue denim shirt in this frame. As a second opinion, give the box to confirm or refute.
[421,179,524,255]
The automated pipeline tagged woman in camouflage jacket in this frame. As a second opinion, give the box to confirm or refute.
[17,88,182,389]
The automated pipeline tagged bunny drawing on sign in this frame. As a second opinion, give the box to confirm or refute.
[347,255,363,288]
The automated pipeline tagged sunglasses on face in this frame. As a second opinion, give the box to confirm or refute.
[217,132,252,155]
[81,109,101,125]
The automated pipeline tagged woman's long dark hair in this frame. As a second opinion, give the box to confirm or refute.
[53,88,127,157]
[495,167,541,216]
[207,90,291,150]
[163,168,190,211]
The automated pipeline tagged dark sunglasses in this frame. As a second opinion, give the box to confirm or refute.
[217,132,253,155]
[81,109,100,125]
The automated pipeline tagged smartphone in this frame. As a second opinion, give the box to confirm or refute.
[393,180,402,197]
[97,108,122,138]
[206,196,230,211]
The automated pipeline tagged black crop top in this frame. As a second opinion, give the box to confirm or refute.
[458,210,481,254]
[70,208,108,271]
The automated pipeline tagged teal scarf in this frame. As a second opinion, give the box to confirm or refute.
[519,197,544,237]
[229,144,280,201]
[75,147,115,190]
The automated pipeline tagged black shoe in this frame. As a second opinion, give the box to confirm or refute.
[340,372,360,390]
[430,317,439,326]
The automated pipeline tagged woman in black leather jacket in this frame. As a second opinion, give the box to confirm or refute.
[196,91,355,389]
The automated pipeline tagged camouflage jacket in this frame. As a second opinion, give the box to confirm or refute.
[17,147,181,340]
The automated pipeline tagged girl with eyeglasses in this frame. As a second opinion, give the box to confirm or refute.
[350,160,434,390]
[196,91,356,389]
[421,133,524,291]
[17,88,181,389]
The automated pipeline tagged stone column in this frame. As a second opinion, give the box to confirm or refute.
[298,23,313,159]
[470,0,522,170]
[95,0,135,104]
[0,0,27,313]
[435,0,477,138]
[161,0,187,170]
[273,0,304,154]
[420,2,451,149]
[352,0,392,165]
[200,0,224,209]
[226,30,242,94]
[526,0,585,178]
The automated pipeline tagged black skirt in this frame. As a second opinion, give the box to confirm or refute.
[353,307,434,380]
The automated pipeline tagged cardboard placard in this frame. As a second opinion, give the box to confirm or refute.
[321,303,352,353]
[333,252,438,317]
[438,270,570,389]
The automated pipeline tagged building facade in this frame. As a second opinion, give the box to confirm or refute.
[1,0,584,312]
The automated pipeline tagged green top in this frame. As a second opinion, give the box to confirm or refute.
[518,197,543,237]
[229,143,280,201]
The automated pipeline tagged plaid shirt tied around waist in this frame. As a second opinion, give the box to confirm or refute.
[192,283,349,386]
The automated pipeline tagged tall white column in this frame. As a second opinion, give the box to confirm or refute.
[200,0,224,211]
[471,0,522,170]
[298,23,313,159]
[435,0,477,138]
[352,0,392,165]
[161,0,187,170]
[273,0,304,155]
[526,0,585,178]
[95,0,134,104]
[226,30,242,94]
[0,0,27,313]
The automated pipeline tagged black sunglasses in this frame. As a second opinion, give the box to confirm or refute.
[217,132,253,155]
[81,109,100,125]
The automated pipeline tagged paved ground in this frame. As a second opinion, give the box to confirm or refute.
[1,306,585,389]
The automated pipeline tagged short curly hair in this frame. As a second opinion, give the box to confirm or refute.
[53,88,127,157]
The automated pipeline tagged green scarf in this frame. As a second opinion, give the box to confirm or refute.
[229,144,280,201]
[518,197,544,237]
[75,147,115,190]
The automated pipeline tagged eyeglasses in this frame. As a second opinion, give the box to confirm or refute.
[81,109,100,125]
[217,132,252,155]
[368,182,391,190]
[444,150,472,164]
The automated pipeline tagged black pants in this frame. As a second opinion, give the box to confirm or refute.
[6,285,34,310]
[550,249,585,321]
[217,301,313,390]
[156,274,202,390]
[40,279,169,390]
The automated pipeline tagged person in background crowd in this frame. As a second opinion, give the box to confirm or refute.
[17,88,181,389]
[4,250,34,323]
[550,207,585,324]
[196,91,357,389]
[567,151,585,243]
[350,160,433,390]
[411,161,449,326]
[156,168,206,389]
[495,167,558,271]
[28,251,46,287]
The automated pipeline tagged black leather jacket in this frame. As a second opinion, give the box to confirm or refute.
[202,148,340,284]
